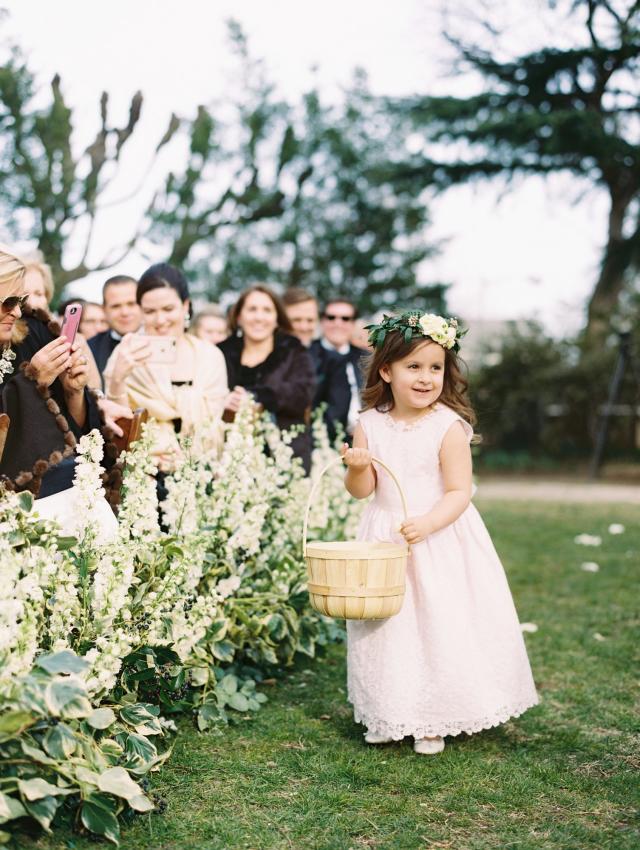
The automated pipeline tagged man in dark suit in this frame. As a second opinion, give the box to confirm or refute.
[318,297,369,438]
[88,275,141,383]
[282,288,350,442]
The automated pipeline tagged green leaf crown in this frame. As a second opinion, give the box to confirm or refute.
[365,311,466,353]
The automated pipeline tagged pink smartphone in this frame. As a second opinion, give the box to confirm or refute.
[60,303,83,346]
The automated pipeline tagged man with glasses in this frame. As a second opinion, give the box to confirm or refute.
[317,298,368,438]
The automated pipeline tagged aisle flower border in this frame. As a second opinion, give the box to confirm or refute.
[0,401,359,845]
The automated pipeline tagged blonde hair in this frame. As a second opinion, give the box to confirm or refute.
[0,244,27,290]
[23,250,54,304]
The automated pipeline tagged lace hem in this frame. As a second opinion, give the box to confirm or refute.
[351,695,540,740]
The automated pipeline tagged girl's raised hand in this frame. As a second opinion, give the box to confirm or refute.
[399,515,432,546]
[340,442,372,471]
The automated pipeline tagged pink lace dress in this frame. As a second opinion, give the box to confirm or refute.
[347,404,539,740]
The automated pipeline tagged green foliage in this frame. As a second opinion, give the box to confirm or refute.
[470,322,639,461]
[0,652,166,845]
[390,0,640,338]
[147,26,445,315]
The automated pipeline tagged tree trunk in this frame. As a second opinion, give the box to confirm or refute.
[584,189,632,345]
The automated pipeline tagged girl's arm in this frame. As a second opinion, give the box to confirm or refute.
[342,422,376,499]
[400,421,472,544]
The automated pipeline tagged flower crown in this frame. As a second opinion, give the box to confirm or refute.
[366,311,466,353]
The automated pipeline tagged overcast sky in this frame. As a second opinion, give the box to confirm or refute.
[3,0,607,333]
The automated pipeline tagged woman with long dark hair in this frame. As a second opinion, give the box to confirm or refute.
[218,285,316,471]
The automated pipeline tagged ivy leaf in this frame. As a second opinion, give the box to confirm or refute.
[43,722,77,759]
[18,778,72,801]
[227,692,250,713]
[87,707,117,730]
[44,678,92,719]
[23,796,61,831]
[0,710,35,739]
[80,794,120,845]
[119,704,162,736]
[17,491,33,512]
[36,650,90,676]
[0,792,26,824]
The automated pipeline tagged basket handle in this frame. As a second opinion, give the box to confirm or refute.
[302,454,409,556]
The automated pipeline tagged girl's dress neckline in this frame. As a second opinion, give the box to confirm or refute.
[382,402,442,432]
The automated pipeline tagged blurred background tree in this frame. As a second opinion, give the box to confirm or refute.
[0,35,181,296]
[387,0,640,342]
[147,23,446,314]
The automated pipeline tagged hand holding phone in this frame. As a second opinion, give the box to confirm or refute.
[146,336,177,365]
[60,303,83,346]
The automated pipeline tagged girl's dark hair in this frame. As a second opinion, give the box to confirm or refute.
[360,333,476,428]
[137,263,191,312]
[228,285,293,334]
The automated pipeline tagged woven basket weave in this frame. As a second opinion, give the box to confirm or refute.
[302,456,409,620]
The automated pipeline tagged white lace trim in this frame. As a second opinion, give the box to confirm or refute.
[351,696,540,740]
[380,403,443,433]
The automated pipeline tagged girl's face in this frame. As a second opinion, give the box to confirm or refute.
[237,291,278,343]
[196,315,228,345]
[140,287,189,337]
[379,340,445,415]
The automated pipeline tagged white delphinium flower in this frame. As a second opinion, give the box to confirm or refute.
[90,548,136,631]
[84,627,134,696]
[72,430,106,544]
[118,423,161,542]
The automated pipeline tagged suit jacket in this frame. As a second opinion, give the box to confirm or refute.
[311,340,369,438]
[88,330,121,381]
[218,332,316,471]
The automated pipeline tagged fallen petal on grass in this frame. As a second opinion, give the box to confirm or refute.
[608,523,625,535]
[593,633,607,641]
[574,534,602,546]
[581,562,600,573]
[520,622,538,633]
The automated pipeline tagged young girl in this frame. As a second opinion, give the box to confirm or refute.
[342,311,538,755]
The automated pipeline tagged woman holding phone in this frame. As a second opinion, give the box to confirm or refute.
[0,244,123,538]
[103,263,228,474]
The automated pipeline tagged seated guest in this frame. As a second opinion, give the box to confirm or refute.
[104,263,227,473]
[319,297,369,438]
[282,287,349,442]
[0,244,120,538]
[218,286,315,472]
[88,275,141,378]
[191,305,229,345]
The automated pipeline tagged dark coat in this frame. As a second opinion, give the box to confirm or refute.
[88,330,121,383]
[218,332,316,471]
[0,310,102,497]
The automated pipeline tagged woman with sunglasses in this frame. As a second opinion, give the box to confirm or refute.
[0,246,120,535]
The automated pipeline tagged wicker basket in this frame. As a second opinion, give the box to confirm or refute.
[302,455,409,620]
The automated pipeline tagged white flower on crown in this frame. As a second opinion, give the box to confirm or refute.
[419,313,456,349]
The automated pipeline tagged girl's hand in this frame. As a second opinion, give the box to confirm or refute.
[399,515,433,545]
[60,343,90,396]
[341,442,372,471]
[29,337,71,386]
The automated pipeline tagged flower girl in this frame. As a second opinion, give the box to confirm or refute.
[342,312,538,754]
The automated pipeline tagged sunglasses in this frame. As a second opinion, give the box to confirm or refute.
[0,294,29,314]
[323,313,355,322]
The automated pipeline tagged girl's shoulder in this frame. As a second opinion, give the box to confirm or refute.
[432,403,474,445]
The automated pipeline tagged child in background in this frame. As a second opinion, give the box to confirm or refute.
[342,312,538,755]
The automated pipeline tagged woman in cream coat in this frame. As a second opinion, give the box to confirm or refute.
[104,264,227,474]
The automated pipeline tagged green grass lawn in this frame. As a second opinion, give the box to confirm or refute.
[27,501,640,850]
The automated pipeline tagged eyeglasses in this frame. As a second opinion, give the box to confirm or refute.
[323,313,355,322]
[0,295,29,314]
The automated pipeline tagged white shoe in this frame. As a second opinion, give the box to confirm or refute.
[413,736,445,755]
[364,730,394,745]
